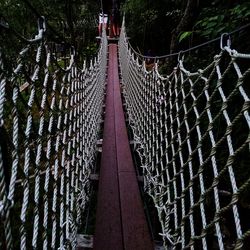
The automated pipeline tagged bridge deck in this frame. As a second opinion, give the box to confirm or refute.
[94,44,153,250]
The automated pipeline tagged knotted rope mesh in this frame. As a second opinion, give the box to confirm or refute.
[119,24,250,249]
[0,21,107,249]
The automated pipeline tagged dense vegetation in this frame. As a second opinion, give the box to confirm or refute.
[123,0,250,56]
[1,0,249,63]
[0,0,101,69]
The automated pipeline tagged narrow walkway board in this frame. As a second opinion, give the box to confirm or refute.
[94,44,153,250]
[94,44,123,250]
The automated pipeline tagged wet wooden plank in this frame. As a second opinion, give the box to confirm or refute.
[93,44,123,250]
[94,44,153,250]
[119,172,154,250]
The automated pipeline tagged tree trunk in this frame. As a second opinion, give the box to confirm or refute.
[169,0,200,54]
[165,0,199,71]
[65,0,75,46]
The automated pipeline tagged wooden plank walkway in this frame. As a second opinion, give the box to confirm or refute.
[94,44,153,250]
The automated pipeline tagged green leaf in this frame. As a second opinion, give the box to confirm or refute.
[207,22,217,28]
[179,31,192,43]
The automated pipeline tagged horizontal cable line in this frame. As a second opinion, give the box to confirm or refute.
[128,22,250,60]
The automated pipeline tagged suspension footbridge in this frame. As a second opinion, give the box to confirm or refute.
[0,17,250,250]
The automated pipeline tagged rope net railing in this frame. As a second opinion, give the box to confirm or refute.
[0,19,107,249]
[119,23,250,249]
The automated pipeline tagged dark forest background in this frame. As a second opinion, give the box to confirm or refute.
[1,0,250,67]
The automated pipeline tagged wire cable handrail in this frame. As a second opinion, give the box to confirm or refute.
[119,21,250,249]
[0,19,108,249]
[127,22,250,60]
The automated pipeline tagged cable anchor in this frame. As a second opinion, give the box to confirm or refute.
[220,33,231,50]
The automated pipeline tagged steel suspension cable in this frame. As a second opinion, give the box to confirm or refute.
[128,23,250,60]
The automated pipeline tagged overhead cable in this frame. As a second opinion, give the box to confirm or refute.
[128,23,250,60]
